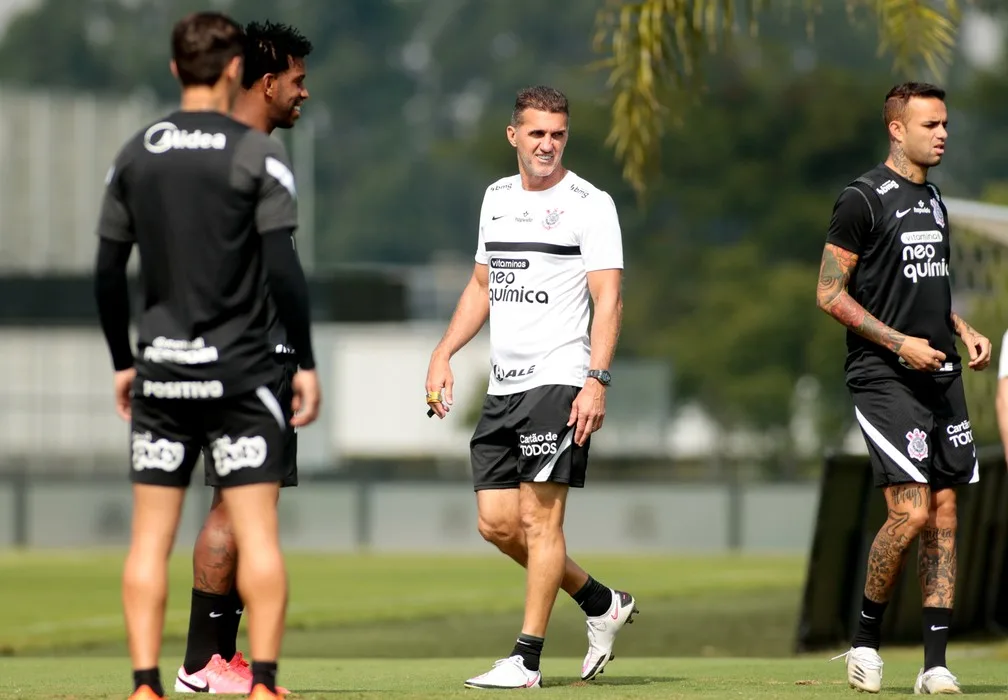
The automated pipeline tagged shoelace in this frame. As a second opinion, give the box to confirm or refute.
[231,652,251,672]
[210,657,246,683]
[829,649,883,670]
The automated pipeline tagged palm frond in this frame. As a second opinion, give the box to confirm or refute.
[593,0,740,199]
[595,0,967,200]
[856,0,962,80]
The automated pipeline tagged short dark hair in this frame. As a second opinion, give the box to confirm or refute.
[171,12,244,87]
[511,86,569,126]
[883,82,946,129]
[241,20,314,89]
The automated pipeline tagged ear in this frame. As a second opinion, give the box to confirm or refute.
[506,124,517,148]
[169,60,179,80]
[225,54,243,83]
[888,118,905,144]
[263,73,277,99]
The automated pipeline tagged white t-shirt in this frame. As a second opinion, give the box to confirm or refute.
[999,329,1008,379]
[474,170,623,395]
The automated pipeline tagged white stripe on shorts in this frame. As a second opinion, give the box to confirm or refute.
[854,407,927,483]
[533,430,574,483]
[255,385,286,431]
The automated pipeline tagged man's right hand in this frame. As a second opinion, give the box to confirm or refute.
[898,336,946,372]
[425,351,454,419]
[290,369,321,428]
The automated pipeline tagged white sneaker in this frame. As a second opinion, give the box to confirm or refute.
[581,590,639,681]
[464,655,542,689]
[831,646,883,693]
[914,666,961,694]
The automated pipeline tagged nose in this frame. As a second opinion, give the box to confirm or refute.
[301,87,310,100]
[538,138,554,153]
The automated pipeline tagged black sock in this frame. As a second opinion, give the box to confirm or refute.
[851,595,888,650]
[183,589,227,674]
[922,607,952,670]
[572,576,613,618]
[218,587,244,662]
[133,668,164,697]
[511,633,544,672]
[251,660,278,693]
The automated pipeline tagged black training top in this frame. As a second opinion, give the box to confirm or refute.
[96,110,300,395]
[825,163,958,380]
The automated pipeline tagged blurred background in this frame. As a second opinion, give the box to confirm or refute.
[1,0,1008,666]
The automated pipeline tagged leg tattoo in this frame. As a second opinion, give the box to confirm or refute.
[919,526,956,608]
[864,512,913,602]
[194,507,237,595]
[864,484,929,602]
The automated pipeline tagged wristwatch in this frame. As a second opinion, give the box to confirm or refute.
[587,369,611,386]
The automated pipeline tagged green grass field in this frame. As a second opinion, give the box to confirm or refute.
[1,551,1007,698]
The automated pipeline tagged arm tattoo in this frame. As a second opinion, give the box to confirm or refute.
[951,312,978,340]
[817,244,907,353]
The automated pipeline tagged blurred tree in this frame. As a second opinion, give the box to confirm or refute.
[594,0,966,197]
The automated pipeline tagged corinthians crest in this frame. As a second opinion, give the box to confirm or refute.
[542,208,563,230]
[931,199,944,227]
[906,428,928,461]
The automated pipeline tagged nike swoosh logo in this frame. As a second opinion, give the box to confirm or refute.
[861,613,876,620]
[930,625,949,631]
[235,609,244,615]
[209,612,223,618]
[611,606,619,620]
[896,208,911,218]
[176,674,209,692]
[491,215,506,220]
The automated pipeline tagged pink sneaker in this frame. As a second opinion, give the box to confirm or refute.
[174,654,249,694]
[229,651,289,695]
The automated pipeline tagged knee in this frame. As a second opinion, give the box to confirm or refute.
[519,506,559,540]
[477,515,522,548]
[902,507,931,536]
[930,494,957,530]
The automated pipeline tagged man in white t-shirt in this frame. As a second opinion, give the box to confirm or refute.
[424,85,637,690]
[996,331,1008,465]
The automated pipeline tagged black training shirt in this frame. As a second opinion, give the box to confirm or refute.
[96,110,299,395]
[825,163,959,380]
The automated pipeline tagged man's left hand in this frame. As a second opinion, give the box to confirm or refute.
[568,378,606,446]
[964,331,992,371]
[113,368,136,422]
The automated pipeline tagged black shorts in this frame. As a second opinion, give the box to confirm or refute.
[130,373,289,489]
[470,384,588,491]
[205,359,298,488]
[849,372,978,489]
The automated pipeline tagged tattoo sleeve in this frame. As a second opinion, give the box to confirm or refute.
[816,243,907,354]
[950,312,978,340]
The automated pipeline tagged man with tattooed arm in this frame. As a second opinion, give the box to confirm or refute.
[816,82,991,695]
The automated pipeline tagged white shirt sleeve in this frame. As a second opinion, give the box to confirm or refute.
[580,191,624,271]
[998,329,1008,379]
[474,191,488,265]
